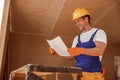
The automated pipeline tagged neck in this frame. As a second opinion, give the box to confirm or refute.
[83,24,92,33]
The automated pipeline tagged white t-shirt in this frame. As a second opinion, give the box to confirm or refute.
[72,28,107,48]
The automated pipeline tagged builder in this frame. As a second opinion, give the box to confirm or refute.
[49,7,107,80]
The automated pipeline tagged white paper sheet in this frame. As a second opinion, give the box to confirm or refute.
[47,36,70,56]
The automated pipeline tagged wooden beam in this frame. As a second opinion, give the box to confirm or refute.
[0,0,10,79]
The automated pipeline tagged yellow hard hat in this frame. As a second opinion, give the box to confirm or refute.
[72,8,90,21]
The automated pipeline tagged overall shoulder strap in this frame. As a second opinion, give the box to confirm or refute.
[89,29,99,41]
[77,35,81,43]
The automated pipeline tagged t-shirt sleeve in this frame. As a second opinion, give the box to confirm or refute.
[71,36,78,48]
[94,29,107,44]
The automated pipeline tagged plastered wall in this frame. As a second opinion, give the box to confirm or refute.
[8,32,117,80]
[7,0,120,80]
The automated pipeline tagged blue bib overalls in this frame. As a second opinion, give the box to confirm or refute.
[75,30,102,72]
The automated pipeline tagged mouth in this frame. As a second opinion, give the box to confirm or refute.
[78,25,84,30]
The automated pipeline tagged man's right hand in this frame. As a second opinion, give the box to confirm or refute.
[49,47,56,55]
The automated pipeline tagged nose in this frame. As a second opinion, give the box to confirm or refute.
[75,22,81,27]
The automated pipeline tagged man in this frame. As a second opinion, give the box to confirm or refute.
[49,7,107,80]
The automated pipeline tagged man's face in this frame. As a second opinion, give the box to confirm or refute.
[74,18,85,31]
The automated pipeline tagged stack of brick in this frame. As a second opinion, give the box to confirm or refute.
[25,64,82,80]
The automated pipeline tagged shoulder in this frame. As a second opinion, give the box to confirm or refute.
[73,35,79,40]
[97,28,107,36]
[94,28,107,44]
[92,28,106,35]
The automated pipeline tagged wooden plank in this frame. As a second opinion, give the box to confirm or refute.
[0,0,10,79]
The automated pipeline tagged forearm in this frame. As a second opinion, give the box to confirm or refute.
[83,42,107,56]
[84,47,105,56]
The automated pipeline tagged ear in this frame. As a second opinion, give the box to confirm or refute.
[84,17,89,22]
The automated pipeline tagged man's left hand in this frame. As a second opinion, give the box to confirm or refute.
[67,47,85,56]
